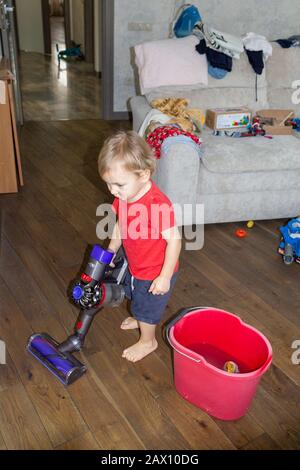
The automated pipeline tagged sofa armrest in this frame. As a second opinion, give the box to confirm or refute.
[153,143,201,226]
[130,95,201,225]
[129,96,152,132]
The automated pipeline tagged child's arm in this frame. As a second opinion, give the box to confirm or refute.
[149,226,182,295]
[108,221,122,265]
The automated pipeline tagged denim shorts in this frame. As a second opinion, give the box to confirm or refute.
[123,270,178,325]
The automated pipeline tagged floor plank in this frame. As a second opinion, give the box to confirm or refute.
[0,383,52,449]
[19,51,102,121]
[0,431,7,450]
[0,119,299,450]
[55,431,99,450]
[0,277,88,448]
[241,433,281,450]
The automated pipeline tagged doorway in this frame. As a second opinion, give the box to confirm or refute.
[49,0,66,55]
[42,0,70,56]
[42,0,94,65]
[16,0,101,121]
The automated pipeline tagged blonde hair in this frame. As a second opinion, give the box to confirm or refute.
[98,130,156,177]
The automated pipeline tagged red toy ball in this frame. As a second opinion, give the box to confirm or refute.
[235,229,247,238]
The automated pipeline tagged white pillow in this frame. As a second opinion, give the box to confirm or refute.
[134,36,208,94]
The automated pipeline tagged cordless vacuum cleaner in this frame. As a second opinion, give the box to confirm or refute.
[27,245,128,386]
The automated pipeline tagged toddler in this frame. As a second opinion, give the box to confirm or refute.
[98,130,181,362]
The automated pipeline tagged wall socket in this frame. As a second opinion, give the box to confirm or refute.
[128,22,153,32]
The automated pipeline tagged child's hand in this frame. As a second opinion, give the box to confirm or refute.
[109,253,116,267]
[149,276,170,295]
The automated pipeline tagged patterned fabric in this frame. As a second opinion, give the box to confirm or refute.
[146,125,201,159]
[193,23,243,59]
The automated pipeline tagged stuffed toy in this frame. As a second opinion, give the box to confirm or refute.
[151,97,205,133]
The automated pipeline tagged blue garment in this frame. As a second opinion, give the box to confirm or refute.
[173,5,201,38]
[196,39,232,71]
[208,64,228,79]
[275,39,294,48]
[123,270,178,324]
[275,36,300,48]
[245,49,264,75]
[161,135,202,158]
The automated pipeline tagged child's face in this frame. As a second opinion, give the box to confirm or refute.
[102,162,150,202]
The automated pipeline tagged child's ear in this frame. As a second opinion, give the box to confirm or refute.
[139,169,151,181]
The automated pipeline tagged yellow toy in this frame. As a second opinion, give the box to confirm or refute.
[224,361,239,373]
[247,220,255,229]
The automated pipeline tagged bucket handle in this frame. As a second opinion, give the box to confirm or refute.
[165,306,210,363]
[259,354,273,374]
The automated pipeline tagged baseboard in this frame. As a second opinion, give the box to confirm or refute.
[104,111,132,121]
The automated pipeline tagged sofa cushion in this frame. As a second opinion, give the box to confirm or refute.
[134,36,208,94]
[145,50,268,111]
[201,132,300,173]
[266,43,300,114]
[266,43,300,89]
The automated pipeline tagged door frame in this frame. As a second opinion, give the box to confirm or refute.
[84,0,94,63]
[41,0,51,54]
[0,0,24,125]
[64,0,71,48]
[102,0,129,120]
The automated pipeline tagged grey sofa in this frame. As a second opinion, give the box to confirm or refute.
[130,43,300,225]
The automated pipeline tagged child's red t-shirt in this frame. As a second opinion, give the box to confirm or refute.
[112,181,179,280]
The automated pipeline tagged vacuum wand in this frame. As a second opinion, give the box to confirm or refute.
[27,245,128,385]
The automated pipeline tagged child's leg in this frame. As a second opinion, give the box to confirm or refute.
[120,316,139,330]
[120,272,139,330]
[122,321,158,362]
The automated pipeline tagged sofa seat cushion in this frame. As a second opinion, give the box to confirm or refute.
[198,132,300,195]
[202,133,300,173]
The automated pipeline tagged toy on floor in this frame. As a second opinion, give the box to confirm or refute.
[235,228,248,238]
[56,43,84,67]
[27,246,128,385]
[247,220,255,229]
[289,117,300,132]
[278,217,300,265]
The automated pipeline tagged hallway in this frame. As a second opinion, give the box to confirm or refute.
[18,16,101,122]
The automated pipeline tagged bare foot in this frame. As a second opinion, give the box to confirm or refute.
[120,317,139,330]
[122,339,158,362]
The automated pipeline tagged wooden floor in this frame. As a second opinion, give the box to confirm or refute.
[19,42,102,121]
[0,120,300,450]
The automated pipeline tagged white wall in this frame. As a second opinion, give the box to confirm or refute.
[175,0,300,39]
[114,0,176,112]
[113,0,300,113]
[15,0,44,53]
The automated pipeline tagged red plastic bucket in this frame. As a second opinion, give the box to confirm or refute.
[167,307,272,421]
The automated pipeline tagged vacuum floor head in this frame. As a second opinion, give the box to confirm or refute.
[27,333,86,386]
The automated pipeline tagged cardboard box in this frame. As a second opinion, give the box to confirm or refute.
[256,109,295,135]
[206,107,251,131]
